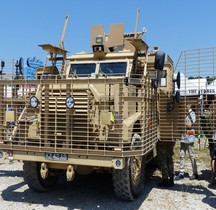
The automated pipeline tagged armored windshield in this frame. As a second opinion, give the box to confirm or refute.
[69,62,127,77]
[99,62,127,76]
[69,63,96,77]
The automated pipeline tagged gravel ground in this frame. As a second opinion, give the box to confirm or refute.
[0,145,215,210]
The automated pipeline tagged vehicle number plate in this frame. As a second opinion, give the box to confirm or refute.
[45,153,68,161]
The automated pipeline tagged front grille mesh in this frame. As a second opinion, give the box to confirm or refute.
[0,77,158,157]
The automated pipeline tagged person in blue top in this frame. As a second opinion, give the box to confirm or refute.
[175,104,198,180]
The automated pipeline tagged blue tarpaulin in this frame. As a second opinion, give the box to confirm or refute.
[23,57,43,80]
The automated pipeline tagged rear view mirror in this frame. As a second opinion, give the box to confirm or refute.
[154,51,165,71]
[0,60,5,74]
[175,90,180,102]
[1,60,5,68]
[173,71,181,89]
[18,57,24,75]
[151,79,158,88]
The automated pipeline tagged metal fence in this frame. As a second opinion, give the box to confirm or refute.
[175,47,216,149]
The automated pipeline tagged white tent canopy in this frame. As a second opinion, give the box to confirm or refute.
[174,73,216,96]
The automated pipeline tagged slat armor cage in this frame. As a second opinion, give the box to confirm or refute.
[0,76,158,157]
[175,47,216,149]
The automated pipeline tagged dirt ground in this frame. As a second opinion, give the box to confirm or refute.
[0,142,215,210]
[141,142,216,210]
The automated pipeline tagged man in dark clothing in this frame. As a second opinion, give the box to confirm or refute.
[157,141,175,187]
[201,97,216,186]
[207,101,216,186]
[209,138,216,186]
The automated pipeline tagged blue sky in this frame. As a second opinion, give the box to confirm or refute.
[0,0,215,66]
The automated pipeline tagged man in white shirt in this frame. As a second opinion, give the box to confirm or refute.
[175,104,198,180]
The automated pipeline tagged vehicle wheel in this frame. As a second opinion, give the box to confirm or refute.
[23,161,59,192]
[112,156,145,200]
[154,51,165,70]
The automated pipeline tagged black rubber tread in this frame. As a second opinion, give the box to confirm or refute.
[112,157,145,201]
[176,71,181,89]
[154,51,165,71]
[23,161,59,192]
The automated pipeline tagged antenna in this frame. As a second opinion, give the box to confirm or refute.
[59,15,69,49]
[134,8,140,38]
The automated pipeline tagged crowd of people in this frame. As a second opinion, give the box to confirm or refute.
[157,97,216,188]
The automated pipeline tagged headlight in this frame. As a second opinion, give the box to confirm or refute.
[29,96,39,108]
[66,96,75,109]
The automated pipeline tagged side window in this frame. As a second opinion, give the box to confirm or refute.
[159,70,167,87]
[147,70,167,87]
[147,70,157,79]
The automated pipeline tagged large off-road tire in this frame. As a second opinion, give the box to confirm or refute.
[23,161,59,192]
[112,156,145,201]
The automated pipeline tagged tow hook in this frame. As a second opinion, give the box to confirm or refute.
[40,163,48,179]
[66,165,75,181]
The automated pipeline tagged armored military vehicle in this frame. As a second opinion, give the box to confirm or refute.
[0,17,180,200]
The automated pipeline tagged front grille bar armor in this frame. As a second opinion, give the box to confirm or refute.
[0,76,158,158]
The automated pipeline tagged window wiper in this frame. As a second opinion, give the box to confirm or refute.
[72,71,78,78]
[99,70,107,77]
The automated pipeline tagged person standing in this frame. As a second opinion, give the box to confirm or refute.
[200,97,216,186]
[208,101,216,186]
[210,133,216,186]
[175,104,198,180]
[157,141,175,187]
